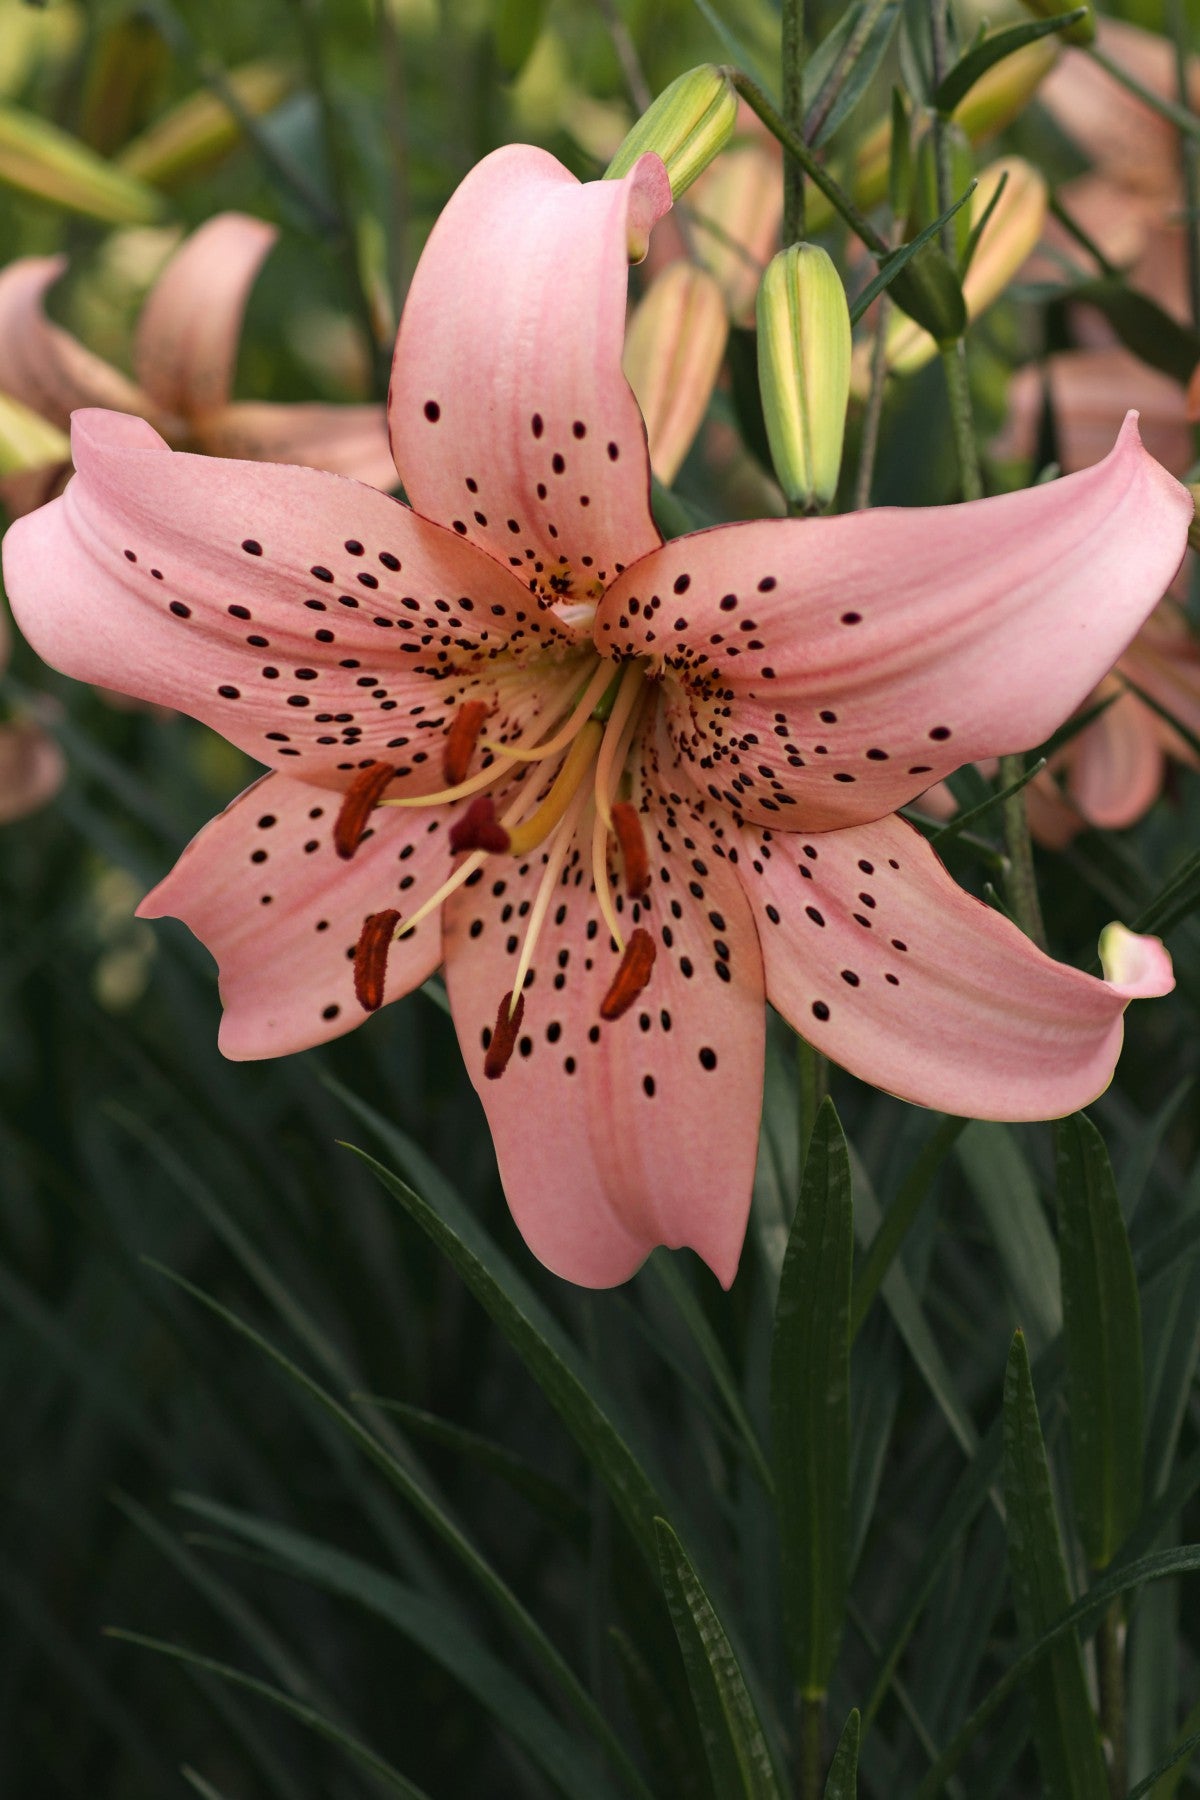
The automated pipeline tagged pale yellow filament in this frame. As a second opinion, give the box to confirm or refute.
[590,803,626,955]
[506,720,603,857]
[394,782,537,941]
[593,660,649,830]
[507,777,594,1016]
[478,657,613,763]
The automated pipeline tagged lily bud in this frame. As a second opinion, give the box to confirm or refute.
[605,65,737,200]
[689,137,782,323]
[884,157,1047,378]
[756,244,851,510]
[1017,0,1094,47]
[116,61,294,188]
[0,104,163,224]
[623,263,729,485]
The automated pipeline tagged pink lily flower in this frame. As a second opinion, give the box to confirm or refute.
[0,600,65,824]
[2,146,1189,1289]
[0,213,396,518]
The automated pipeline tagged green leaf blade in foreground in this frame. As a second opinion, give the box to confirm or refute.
[1056,1114,1144,1570]
[1003,1332,1108,1800]
[653,1519,783,1800]
[771,1097,853,1695]
[823,1709,860,1797]
[933,13,1086,115]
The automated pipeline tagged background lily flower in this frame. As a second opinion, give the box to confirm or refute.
[0,212,396,517]
[0,596,64,823]
[3,145,1188,1289]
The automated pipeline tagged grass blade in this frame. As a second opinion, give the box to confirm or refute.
[823,1708,860,1797]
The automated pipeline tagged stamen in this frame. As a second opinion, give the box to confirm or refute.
[600,928,657,1021]
[443,699,489,786]
[594,660,650,829]
[334,762,396,860]
[449,794,511,855]
[479,658,613,763]
[591,805,625,954]
[611,801,650,900]
[509,776,594,1004]
[394,783,540,943]
[354,909,401,1011]
[506,719,603,857]
[484,990,524,1079]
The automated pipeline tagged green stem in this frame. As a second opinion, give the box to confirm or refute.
[940,341,982,500]
[1096,1598,1127,1799]
[731,73,889,256]
[804,0,892,145]
[1088,41,1200,142]
[854,291,891,510]
[800,1692,826,1800]
[798,1038,828,1173]
[782,0,807,241]
[997,752,1047,950]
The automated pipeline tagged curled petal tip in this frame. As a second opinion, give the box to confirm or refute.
[1099,923,1174,999]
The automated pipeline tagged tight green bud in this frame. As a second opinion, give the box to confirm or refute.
[605,65,737,199]
[757,244,851,510]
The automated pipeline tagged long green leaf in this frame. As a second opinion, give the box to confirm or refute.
[851,1115,965,1338]
[1002,1332,1108,1799]
[1056,1115,1144,1569]
[653,1519,783,1800]
[146,1261,650,1800]
[823,1709,860,1797]
[105,1630,429,1796]
[934,13,1085,113]
[771,1097,853,1695]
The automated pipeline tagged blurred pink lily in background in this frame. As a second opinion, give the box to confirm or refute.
[0,598,64,824]
[0,212,396,518]
[3,146,1189,1288]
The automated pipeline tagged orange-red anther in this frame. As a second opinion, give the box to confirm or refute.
[449,794,511,855]
[442,699,490,786]
[599,927,656,1021]
[354,908,401,1012]
[611,800,651,900]
[484,990,524,1079]
[334,761,397,860]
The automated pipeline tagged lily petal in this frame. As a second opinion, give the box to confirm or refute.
[199,400,398,491]
[133,213,277,419]
[598,414,1190,830]
[2,410,587,791]
[442,729,764,1289]
[737,811,1172,1119]
[138,770,445,1056]
[0,718,66,822]
[0,256,152,428]
[1066,688,1165,828]
[388,144,671,586]
[999,351,1194,475]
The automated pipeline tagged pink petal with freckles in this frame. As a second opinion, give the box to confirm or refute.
[134,214,277,419]
[442,731,764,1289]
[1066,689,1165,829]
[200,400,398,491]
[3,409,588,792]
[0,258,153,430]
[138,770,446,1057]
[599,415,1190,831]
[389,144,671,588]
[737,812,1172,1120]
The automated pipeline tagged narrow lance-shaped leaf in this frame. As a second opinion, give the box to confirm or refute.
[1002,1332,1109,1800]
[653,1519,784,1800]
[771,1097,853,1695]
[1056,1113,1144,1569]
[934,13,1086,115]
[824,1709,860,1798]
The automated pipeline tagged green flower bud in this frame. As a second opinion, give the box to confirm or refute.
[887,241,967,343]
[756,244,851,510]
[0,103,163,224]
[605,65,737,200]
[1017,0,1094,47]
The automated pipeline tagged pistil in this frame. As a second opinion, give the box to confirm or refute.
[505,719,604,857]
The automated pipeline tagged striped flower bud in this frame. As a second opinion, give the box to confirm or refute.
[605,65,738,200]
[756,244,851,510]
[623,263,729,485]
[0,104,163,224]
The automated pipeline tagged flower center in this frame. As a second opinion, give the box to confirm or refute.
[342,653,659,1073]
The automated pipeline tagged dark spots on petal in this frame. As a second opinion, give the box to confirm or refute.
[218,684,240,699]
[322,1003,341,1020]
[305,599,327,611]
[908,764,932,775]
[531,413,544,438]
[833,772,856,783]
[124,549,137,563]
[287,694,310,707]
[885,973,900,986]
[607,441,619,461]
[812,1000,830,1021]
[673,573,691,595]
[257,814,275,829]
[424,400,440,421]
[719,593,737,612]
[929,725,952,741]
[866,748,889,761]
[805,906,825,926]
[357,571,379,588]
[379,551,401,570]
[452,520,467,535]
[551,453,565,474]
[642,1074,655,1098]
[228,603,251,620]
[699,1047,717,1071]
[573,420,586,438]
[150,569,163,580]
[242,539,263,556]
[169,600,191,618]
[891,938,908,952]
[841,970,860,986]
[311,565,334,582]
[841,611,862,625]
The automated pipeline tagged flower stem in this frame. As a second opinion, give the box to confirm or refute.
[731,74,889,257]
[800,1692,826,1800]
[854,294,891,509]
[998,754,1048,950]
[782,0,807,241]
[1096,1598,1127,1798]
